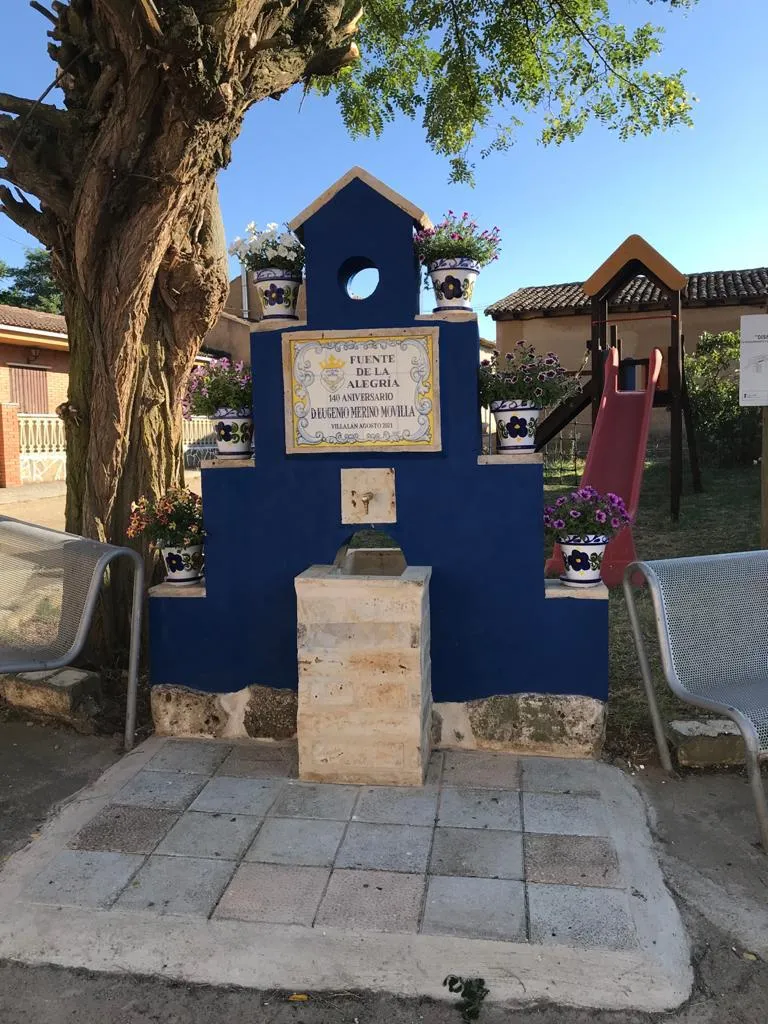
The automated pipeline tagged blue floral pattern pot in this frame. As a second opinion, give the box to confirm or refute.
[428,257,480,312]
[161,544,204,585]
[214,410,253,458]
[490,400,541,452]
[254,267,301,319]
[559,535,608,588]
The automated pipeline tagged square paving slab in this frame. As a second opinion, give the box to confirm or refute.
[0,738,692,1015]
[23,850,144,909]
[429,827,523,879]
[527,882,637,949]
[422,875,527,941]
[315,869,425,933]
[245,817,345,867]
[115,855,235,917]
[442,751,521,789]
[154,811,262,860]
[522,792,608,837]
[336,822,432,873]
[438,787,522,830]
[270,782,359,820]
[190,777,284,816]
[69,805,179,855]
[352,786,439,826]
[215,863,330,925]
[525,834,621,888]
[115,770,206,811]
[145,740,232,775]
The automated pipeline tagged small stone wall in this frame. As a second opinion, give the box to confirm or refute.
[433,693,606,758]
[295,564,432,786]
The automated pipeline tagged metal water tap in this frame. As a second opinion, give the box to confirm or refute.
[352,489,375,514]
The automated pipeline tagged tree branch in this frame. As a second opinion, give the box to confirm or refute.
[30,1,57,26]
[0,184,53,245]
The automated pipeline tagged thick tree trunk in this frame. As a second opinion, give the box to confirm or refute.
[61,184,228,655]
[0,0,360,663]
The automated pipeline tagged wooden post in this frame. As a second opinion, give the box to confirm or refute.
[668,290,683,520]
[762,409,768,550]
[591,296,607,426]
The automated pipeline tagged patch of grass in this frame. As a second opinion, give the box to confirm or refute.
[544,459,761,762]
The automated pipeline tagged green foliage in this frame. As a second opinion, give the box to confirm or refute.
[0,248,63,314]
[414,212,501,267]
[318,0,698,182]
[686,331,760,467]
[443,976,490,1021]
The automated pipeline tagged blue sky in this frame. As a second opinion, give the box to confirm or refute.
[1,0,766,338]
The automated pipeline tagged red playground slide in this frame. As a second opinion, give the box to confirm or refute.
[546,346,663,588]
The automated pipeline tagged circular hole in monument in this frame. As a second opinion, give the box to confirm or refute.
[339,257,380,300]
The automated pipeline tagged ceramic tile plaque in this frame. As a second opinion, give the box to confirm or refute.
[282,327,441,453]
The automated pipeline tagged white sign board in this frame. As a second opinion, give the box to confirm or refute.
[740,315,768,406]
[282,327,441,453]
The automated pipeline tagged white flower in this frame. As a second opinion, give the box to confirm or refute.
[277,245,289,257]
[246,221,257,234]
[266,222,278,232]
[279,233,295,247]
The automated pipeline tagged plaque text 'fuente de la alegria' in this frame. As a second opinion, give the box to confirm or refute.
[282,328,441,453]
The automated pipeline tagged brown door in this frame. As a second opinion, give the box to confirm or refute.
[9,365,49,413]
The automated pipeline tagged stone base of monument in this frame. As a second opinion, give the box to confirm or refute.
[295,563,432,786]
[433,694,606,759]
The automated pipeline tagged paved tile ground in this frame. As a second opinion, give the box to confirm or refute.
[18,741,643,949]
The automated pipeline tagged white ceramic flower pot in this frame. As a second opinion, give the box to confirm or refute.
[214,412,253,457]
[161,544,204,585]
[428,258,480,311]
[254,267,301,319]
[490,400,541,452]
[559,535,608,588]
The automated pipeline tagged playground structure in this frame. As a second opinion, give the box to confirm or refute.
[149,167,609,772]
[545,346,662,588]
[535,235,703,520]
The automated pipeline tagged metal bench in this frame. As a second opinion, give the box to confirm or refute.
[0,515,143,749]
[624,552,768,850]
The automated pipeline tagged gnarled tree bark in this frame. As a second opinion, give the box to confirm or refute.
[0,0,360,653]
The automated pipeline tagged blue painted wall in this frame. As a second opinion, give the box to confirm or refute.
[150,175,608,702]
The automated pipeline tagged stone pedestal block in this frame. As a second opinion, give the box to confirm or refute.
[295,565,432,786]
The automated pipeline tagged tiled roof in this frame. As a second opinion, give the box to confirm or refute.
[486,268,768,318]
[0,303,67,334]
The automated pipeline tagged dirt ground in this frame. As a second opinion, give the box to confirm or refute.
[1,720,767,1024]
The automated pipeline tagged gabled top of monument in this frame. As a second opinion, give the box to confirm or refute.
[288,167,432,235]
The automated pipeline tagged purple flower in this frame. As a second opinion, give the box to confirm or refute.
[611,516,622,529]
[555,496,567,507]
[553,518,566,531]
[569,509,581,519]
[505,352,513,361]
[595,509,607,523]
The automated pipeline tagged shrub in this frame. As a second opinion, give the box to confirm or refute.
[686,331,760,467]
[478,342,581,408]
[126,489,204,548]
[229,222,304,273]
[183,358,252,418]
[544,487,632,540]
[414,211,501,267]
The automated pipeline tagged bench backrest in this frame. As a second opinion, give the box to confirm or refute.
[0,516,117,661]
[644,550,768,698]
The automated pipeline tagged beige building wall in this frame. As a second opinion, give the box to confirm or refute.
[204,312,252,364]
[495,304,755,371]
[494,303,759,447]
